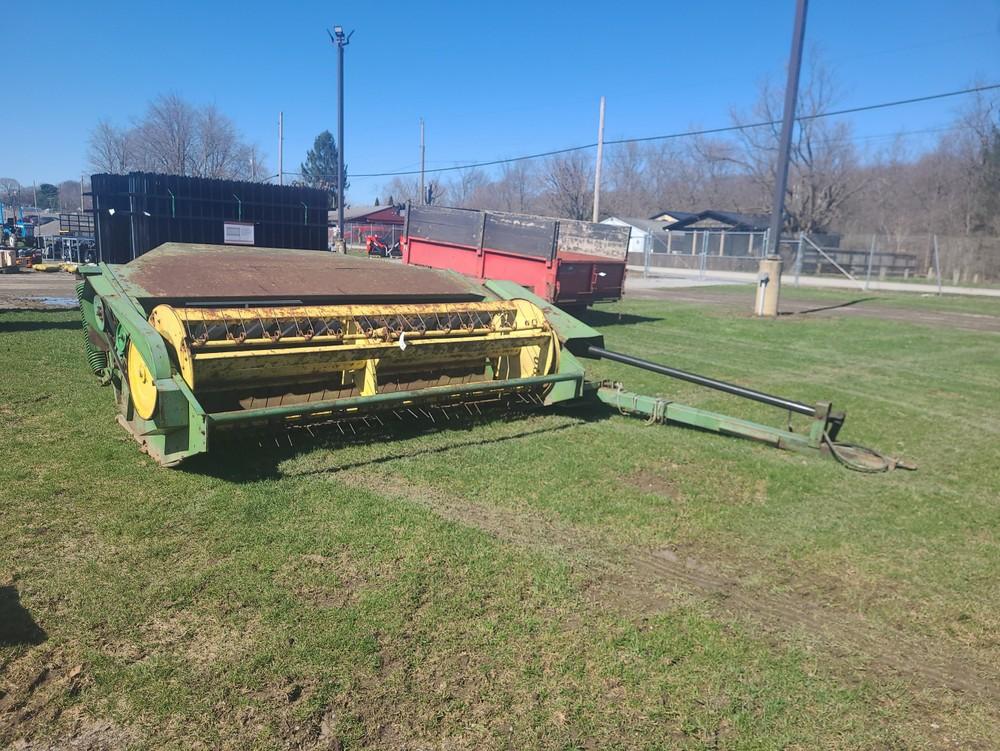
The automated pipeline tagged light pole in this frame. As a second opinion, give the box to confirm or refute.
[330,24,353,252]
[419,118,425,205]
[278,111,284,186]
[592,96,605,223]
[756,0,808,318]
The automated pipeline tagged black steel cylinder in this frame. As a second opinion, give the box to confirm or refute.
[587,345,816,417]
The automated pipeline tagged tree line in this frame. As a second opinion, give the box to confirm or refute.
[379,61,1000,250]
[7,63,999,258]
[0,178,86,211]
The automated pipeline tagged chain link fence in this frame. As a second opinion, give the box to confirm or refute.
[627,229,1000,286]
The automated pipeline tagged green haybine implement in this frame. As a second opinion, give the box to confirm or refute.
[77,243,908,471]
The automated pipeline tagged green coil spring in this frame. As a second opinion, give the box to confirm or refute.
[77,281,108,377]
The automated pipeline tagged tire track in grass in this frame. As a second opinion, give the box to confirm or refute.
[327,470,1000,704]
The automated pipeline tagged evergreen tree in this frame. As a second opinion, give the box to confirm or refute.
[37,183,59,210]
[299,131,348,209]
[374,196,380,206]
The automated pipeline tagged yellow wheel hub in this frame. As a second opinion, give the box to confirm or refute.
[127,341,157,420]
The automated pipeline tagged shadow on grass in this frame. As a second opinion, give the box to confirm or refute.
[779,297,878,316]
[570,308,663,327]
[0,314,81,333]
[0,586,47,647]
[185,401,611,483]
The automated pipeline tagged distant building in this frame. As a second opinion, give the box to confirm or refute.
[607,209,771,258]
[329,204,405,246]
[600,217,672,255]
[652,209,769,233]
[648,210,698,225]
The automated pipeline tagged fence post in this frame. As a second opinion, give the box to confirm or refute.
[864,234,876,291]
[793,234,802,287]
[933,234,942,296]
[643,231,650,278]
[698,232,708,281]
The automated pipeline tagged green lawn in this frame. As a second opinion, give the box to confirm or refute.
[700,281,1000,316]
[1,295,998,749]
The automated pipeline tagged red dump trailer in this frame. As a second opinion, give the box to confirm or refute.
[402,204,631,308]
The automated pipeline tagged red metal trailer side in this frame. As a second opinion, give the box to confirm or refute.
[401,205,630,308]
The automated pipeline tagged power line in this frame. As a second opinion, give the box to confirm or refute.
[273,122,972,185]
[338,82,1000,179]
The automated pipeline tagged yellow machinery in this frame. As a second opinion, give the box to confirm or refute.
[77,244,585,465]
[77,243,907,471]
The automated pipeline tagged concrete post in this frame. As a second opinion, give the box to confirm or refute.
[755,256,782,317]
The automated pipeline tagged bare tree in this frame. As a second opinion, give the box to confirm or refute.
[0,177,20,205]
[87,94,266,181]
[382,176,445,206]
[58,180,81,210]
[133,93,198,174]
[382,177,421,205]
[720,58,863,233]
[88,120,133,174]
[947,89,999,235]
[541,151,593,220]
[447,168,488,208]
[604,142,648,217]
[493,160,538,212]
[194,105,244,178]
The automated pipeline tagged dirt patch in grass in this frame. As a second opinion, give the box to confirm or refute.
[0,645,135,750]
[276,552,382,611]
[7,714,136,751]
[332,470,1000,706]
[624,465,768,506]
[623,467,684,502]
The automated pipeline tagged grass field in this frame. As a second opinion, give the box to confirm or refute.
[2,292,999,749]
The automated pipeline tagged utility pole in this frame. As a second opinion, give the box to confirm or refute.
[592,96,606,223]
[278,111,284,186]
[756,0,808,318]
[419,118,426,205]
[330,24,352,252]
[33,182,37,207]
[80,175,84,211]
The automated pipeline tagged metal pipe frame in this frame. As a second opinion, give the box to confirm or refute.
[208,372,581,425]
[587,346,817,417]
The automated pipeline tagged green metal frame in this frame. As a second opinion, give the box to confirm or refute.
[485,279,844,460]
[593,383,838,457]
[484,279,602,405]
[80,264,208,465]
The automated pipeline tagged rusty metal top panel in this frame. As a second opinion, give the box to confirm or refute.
[110,243,488,305]
[404,204,630,261]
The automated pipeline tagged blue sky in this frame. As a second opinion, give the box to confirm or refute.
[3,0,999,202]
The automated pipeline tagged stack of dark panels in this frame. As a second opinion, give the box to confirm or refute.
[59,212,95,237]
[90,173,329,263]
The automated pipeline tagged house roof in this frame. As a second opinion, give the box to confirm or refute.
[329,205,402,223]
[649,209,698,222]
[611,217,672,234]
[667,210,770,231]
